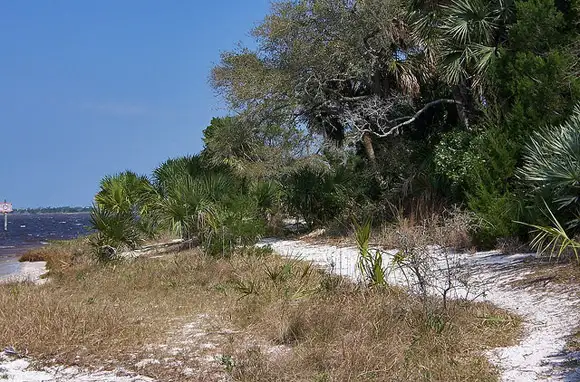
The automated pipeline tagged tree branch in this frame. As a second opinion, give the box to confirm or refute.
[370,99,461,137]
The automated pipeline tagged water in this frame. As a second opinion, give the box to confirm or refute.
[0,213,91,277]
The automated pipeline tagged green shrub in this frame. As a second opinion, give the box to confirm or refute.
[455,125,523,245]
[203,195,266,257]
[89,205,143,261]
[251,180,282,219]
[282,166,346,229]
[354,219,387,286]
[434,130,480,193]
[519,103,580,231]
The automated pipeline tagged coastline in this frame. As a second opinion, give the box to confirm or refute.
[0,260,47,284]
[0,255,21,278]
[0,245,39,280]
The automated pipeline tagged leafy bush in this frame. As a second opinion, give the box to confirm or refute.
[203,194,266,257]
[434,130,480,193]
[91,154,270,259]
[91,171,159,257]
[89,205,143,261]
[452,123,523,245]
[282,166,346,229]
[251,180,281,219]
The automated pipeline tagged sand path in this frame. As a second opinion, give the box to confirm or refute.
[260,238,580,382]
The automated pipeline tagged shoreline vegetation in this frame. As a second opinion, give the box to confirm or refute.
[2,0,580,380]
[12,207,91,214]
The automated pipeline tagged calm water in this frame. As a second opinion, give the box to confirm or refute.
[0,213,91,277]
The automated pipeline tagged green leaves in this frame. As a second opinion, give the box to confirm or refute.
[354,219,387,286]
[438,0,511,88]
[520,103,580,229]
[91,153,268,259]
[282,166,347,229]
[91,171,159,258]
[517,201,580,263]
[89,204,143,260]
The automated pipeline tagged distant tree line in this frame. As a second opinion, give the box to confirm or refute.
[13,206,92,214]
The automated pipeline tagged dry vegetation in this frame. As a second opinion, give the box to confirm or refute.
[568,328,580,352]
[374,207,477,252]
[18,238,93,274]
[2,241,521,381]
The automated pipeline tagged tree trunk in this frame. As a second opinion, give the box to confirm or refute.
[452,85,471,130]
[362,132,377,167]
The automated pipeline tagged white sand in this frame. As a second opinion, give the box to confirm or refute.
[259,238,580,381]
[0,261,48,285]
[0,355,154,381]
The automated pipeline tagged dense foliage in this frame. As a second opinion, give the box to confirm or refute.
[91,0,579,256]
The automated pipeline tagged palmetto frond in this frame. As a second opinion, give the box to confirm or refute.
[153,155,205,195]
[439,0,503,87]
[95,171,157,216]
[441,0,497,45]
[517,201,580,263]
[154,172,224,241]
[90,204,143,251]
[520,103,580,227]
[410,0,513,90]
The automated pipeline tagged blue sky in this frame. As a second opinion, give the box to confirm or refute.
[0,1,269,208]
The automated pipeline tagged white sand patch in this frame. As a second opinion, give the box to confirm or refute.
[259,238,580,381]
[0,353,154,382]
[0,261,48,285]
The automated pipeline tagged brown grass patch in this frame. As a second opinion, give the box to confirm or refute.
[567,328,580,352]
[511,259,580,290]
[1,243,520,381]
[375,207,477,252]
[228,282,520,381]
[19,238,93,275]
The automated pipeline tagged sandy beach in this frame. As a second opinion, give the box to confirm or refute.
[0,260,47,284]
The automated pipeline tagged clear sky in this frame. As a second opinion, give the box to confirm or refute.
[0,0,269,208]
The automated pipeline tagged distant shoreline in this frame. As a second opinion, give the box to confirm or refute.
[11,207,91,214]
[11,211,91,215]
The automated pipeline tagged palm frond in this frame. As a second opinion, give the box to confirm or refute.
[517,201,580,263]
[519,103,580,228]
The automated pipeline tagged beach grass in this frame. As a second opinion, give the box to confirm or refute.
[2,242,520,381]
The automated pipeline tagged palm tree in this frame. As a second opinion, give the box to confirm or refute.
[152,156,236,242]
[409,0,515,126]
[152,155,205,197]
[439,0,513,88]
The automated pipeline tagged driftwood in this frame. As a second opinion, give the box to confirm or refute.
[118,238,198,259]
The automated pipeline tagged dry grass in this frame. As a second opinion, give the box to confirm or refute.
[511,259,580,290]
[229,284,520,381]
[18,238,93,275]
[2,241,520,381]
[375,207,477,252]
[567,328,580,352]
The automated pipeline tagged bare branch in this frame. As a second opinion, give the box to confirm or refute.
[347,98,461,139]
[374,99,461,137]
